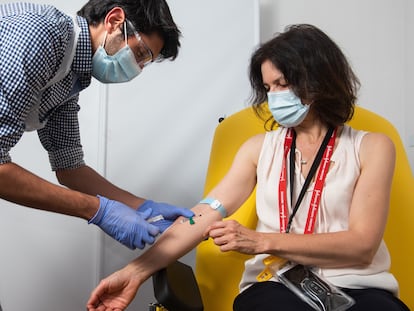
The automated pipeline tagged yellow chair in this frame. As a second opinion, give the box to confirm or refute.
[195,105,414,311]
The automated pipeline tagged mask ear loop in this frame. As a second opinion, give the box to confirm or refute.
[101,21,127,48]
[123,21,128,45]
[101,31,108,48]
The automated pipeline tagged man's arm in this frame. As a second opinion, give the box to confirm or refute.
[0,162,98,219]
[56,165,145,209]
[56,165,194,234]
[0,162,160,249]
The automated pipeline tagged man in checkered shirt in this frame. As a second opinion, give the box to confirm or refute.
[0,0,194,250]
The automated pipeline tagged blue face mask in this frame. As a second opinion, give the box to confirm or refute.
[92,23,142,84]
[267,89,310,127]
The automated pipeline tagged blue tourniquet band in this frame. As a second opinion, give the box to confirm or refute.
[199,198,227,218]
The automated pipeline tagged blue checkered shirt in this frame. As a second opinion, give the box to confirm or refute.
[0,2,92,170]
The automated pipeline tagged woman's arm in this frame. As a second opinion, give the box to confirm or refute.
[86,134,264,311]
[208,132,396,268]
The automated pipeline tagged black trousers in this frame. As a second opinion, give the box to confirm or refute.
[233,282,410,311]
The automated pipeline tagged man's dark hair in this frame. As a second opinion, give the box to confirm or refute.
[78,0,181,60]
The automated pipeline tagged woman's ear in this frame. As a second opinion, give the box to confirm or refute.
[103,7,125,34]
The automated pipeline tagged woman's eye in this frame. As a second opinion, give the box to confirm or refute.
[278,81,289,87]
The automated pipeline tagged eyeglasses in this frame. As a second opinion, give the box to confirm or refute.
[125,20,155,69]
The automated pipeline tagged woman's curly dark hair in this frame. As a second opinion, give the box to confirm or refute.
[249,24,360,130]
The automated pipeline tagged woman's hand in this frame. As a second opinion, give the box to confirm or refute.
[206,220,263,254]
[86,267,141,311]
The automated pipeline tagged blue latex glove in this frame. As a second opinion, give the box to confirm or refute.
[89,196,160,249]
[139,200,195,233]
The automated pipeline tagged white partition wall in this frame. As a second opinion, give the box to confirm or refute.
[405,0,414,170]
[102,1,259,309]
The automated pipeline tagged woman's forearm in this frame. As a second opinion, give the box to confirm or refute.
[124,204,223,283]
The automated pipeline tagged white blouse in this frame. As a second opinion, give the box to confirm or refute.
[239,126,399,295]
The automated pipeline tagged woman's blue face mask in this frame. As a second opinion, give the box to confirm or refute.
[267,89,310,127]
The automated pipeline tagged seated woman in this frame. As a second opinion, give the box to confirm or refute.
[86,24,409,311]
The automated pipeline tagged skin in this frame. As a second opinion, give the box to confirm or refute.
[0,8,165,221]
[89,7,164,64]
[86,60,396,311]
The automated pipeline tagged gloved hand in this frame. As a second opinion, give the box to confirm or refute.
[139,200,195,233]
[89,196,160,249]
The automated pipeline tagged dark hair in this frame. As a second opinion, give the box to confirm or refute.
[249,24,360,130]
[77,0,181,60]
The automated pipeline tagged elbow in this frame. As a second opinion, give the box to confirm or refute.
[55,171,64,185]
[346,229,383,267]
[353,243,378,267]
[55,171,68,187]
[357,252,375,267]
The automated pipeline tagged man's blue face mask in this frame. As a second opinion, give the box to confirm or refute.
[92,22,142,83]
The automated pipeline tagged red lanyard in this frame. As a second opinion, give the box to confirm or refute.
[278,127,337,234]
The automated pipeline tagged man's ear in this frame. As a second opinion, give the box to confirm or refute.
[103,7,125,34]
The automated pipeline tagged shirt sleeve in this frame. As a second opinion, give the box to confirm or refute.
[37,95,85,171]
[0,91,24,165]
[0,5,70,164]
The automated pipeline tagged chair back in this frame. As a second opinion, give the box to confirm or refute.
[195,106,414,311]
